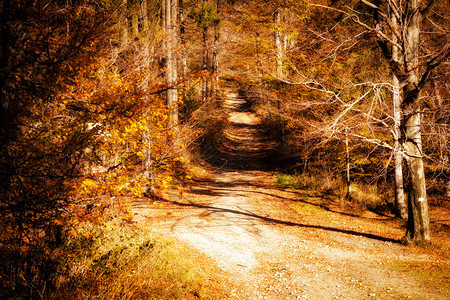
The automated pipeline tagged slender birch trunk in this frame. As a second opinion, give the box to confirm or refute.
[121,0,129,43]
[179,0,187,101]
[274,8,283,79]
[392,11,407,220]
[141,0,153,193]
[202,27,208,102]
[132,13,139,36]
[345,129,351,199]
[393,75,407,219]
[141,0,149,33]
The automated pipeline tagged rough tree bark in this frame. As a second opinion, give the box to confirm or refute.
[202,25,208,102]
[212,0,221,102]
[345,129,351,199]
[164,0,179,129]
[179,0,187,101]
[121,0,129,43]
[400,0,430,242]
[332,0,445,242]
[393,74,407,219]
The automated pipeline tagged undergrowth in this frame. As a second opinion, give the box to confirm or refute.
[50,221,205,299]
[347,182,385,211]
[272,173,389,212]
[272,173,344,195]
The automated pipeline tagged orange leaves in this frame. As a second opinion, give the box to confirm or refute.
[50,20,195,229]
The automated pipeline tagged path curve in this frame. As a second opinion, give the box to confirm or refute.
[134,90,448,299]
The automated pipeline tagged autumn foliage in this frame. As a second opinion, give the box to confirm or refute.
[0,1,193,297]
[0,0,449,298]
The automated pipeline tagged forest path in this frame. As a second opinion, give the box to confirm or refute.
[133,90,448,299]
[198,89,274,171]
[218,90,272,170]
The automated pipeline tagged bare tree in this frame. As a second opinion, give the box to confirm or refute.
[190,0,221,102]
[212,0,221,101]
[304,0,450,243]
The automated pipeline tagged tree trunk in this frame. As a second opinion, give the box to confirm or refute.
[212,28,219,101]
[132,13,139,36]
[393,75,407,219]
[162,0,167,31]
[202,27,208,102]
[143,115,154,194]
[401,0,430,243]
[179,0,187,101]
[165,0,178,129]
[212,0,220,102]
[392,12,407,220]
[274,8,283,79]
[141,0,149,32]
[142,0,153,193]
[345,129,351,199]
[121,0,129,43]
[403,111,430,242]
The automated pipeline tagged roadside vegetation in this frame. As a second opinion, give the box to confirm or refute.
[51,220,208,300]
[272,173,388,213]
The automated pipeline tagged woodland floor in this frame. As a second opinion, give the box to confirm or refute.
[132,90,449,299]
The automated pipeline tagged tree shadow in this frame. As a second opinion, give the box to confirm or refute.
[149,193,401,244]
[189,177,395,220]
[185,89,400,243]
[197,89,275,171]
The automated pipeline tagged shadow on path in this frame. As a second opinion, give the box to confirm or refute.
[143,193,400,245]
[180,88,401,246]
[188,178,395,220]
[199,90,275,171]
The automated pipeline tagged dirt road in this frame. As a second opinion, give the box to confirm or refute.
[133,91,448,299]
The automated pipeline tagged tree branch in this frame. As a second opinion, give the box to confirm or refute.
[421,0,436,20]
[418,42,450,91]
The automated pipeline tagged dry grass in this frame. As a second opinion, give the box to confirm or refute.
[388,260,450,297]
[272,173,344,194]
[348,182,385,211]
[272,173,390,214]
[50,220,207,299]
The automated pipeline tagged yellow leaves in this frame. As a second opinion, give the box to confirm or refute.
[123,120,149,135]
[198,70,211,78]
[70,218,80,227]
[122,204,133,221]
[137,121,148,131]
[56,41,194,226]
[153,201,163,208]
[82,179,97,190]
[160,177,170,189]
[53,219,64,226]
